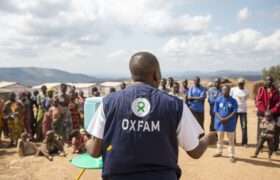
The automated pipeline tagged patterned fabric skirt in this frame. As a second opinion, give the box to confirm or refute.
[62,107,72,141]
[8,118,23,141]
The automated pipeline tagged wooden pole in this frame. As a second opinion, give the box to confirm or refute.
[75,169,86,180]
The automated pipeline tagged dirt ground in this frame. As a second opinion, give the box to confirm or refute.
[0,99,279,180]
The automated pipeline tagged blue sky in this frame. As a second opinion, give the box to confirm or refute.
[0,0,279,77]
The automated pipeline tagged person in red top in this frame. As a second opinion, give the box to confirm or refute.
[277,86,280,151]
[255,76,280,151]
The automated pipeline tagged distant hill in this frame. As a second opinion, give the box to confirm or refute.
[0,67,99,86]
[0,67,262,86]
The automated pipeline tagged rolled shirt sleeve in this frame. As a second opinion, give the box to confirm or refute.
[177,103,204,152]
[87,102,106,139]
[200,88,206,99]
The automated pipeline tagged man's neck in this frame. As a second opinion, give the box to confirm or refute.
[133,81,156,88]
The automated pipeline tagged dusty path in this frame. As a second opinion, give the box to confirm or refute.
[0,99,279,180]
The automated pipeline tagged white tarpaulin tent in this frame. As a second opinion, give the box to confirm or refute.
[100,81,122,95]
[68,83,96,97]
[0,81,29,95]
[32,82,63,93]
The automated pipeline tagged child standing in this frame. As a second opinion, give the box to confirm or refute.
[251,111,276,161]
[213,85,238,163]
[50,97,64,139]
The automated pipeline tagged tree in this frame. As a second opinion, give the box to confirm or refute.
[262,65,280,84]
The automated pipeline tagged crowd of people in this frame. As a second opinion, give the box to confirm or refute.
[0,83,104,160]
[0,76,279,163]
[160,75,280,162]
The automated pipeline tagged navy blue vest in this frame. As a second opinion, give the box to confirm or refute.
[102,83,183,179]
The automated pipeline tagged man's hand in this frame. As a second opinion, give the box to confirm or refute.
[205,132,218,145]
[216,113,227,124]
[86,137,102,158]
[187,132,218,159]
[220,118,228,125]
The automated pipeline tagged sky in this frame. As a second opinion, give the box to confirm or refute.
[0,0,279,77]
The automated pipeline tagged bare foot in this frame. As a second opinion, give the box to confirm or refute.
[230,157,236,163]
[268,156,272,162]
[213,153,222,158]
[48,156,53,161]
[59,152,66,157]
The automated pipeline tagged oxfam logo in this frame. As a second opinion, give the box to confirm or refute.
[131,98,151,117]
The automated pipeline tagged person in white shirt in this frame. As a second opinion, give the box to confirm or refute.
[230,78,249,146]
[169,82,183,100]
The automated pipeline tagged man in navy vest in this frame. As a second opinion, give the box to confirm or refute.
[86,52,217,180]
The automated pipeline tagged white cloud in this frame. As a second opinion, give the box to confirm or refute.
[162,29,280,70]
[142,13,211,34]
[163,34,216,56]
[0,0,278,74]
[0,0,210,60]
[221,29,262,55]
[163,29,266,55]
[107,49,129,59]
[101,0,211,34]
[0,0,108,59]
[256,30,280,51]
[238,7,250,21]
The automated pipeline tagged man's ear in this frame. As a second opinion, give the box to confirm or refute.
[153,71,158,82]
[153,71,161,87]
